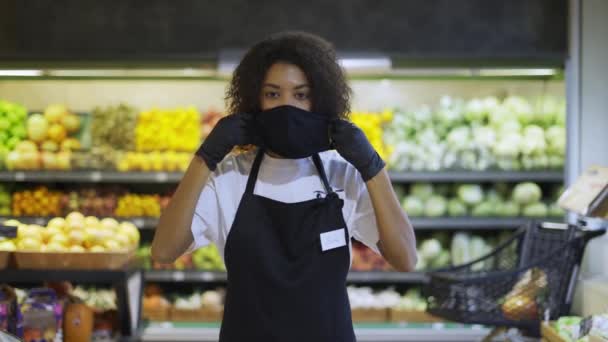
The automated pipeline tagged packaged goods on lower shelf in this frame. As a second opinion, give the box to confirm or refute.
[347,286,442,323]
[142,285,225,323]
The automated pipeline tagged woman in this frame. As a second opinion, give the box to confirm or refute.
[151,31,417,341]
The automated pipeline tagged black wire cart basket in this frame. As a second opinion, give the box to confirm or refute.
[422,220,606,337]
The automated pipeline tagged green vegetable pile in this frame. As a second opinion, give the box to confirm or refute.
[385,95,565,171]
[401,182,564,218]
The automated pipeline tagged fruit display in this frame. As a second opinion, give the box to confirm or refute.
[3,212,140,252]
[385,96,566,171]
[0,100,28,169]
[91,104,137,150]
[0,184,11,216]
[4,104,81,171]
[64,188,120,217]
[399,182,564,218]
[393,288,428,312]
[135,107,201,152]
[12,186,63,217]
[115,194,161,218]
[71,286,118,311]
[137,243,225,271]
[70,146,118,170]
[351,241,391,271]
[116,151,191,172]
[173,288,225,311]
[351,110,393,161]
[348,286,401,310]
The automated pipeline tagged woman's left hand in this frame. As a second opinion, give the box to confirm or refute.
[330,119,385,182]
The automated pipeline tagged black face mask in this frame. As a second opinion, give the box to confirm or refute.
[255,105,331,159]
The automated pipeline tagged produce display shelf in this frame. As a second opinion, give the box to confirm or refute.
[1,216,562,231]
[411,217,563,230]
[144,270,428,284]
[389,170,563,182]
[0,265,143,338]
[0,170,563,184]
[0,265,140,283]
[141,322,490,342]
[0,171,183,183]
[0,216,159,229]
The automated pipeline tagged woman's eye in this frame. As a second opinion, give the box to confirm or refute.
[295,92,309,100]
[265,92,280,98]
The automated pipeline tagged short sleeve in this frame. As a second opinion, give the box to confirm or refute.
[348,178,381,254]
[190,174,222,250]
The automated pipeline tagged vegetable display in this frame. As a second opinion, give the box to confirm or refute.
[400,182,564,218]
[385,96,565,171]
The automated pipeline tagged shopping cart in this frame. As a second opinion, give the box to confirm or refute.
[422,220,606,338]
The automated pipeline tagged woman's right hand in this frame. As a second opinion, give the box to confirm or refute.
[196,112,257,170]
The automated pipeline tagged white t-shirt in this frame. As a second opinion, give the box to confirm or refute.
[190,149,381,266]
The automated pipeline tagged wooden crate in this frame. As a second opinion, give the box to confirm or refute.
[142,306,170,322]
[170,307,223,322]
[15,250,133,270]
[0,251,9,269]
[389,309,444,323]
[351,308,389,323]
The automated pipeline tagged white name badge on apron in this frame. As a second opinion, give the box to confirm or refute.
[320,228,347,251]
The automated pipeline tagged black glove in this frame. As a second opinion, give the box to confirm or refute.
[330,119,386,182]
[196,112,258,171]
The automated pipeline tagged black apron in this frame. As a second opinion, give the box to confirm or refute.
[219,148,356,342]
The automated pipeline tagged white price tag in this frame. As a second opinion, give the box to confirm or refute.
[172,271,185,281]
[90,171,102,182]
[320,228,346,251]
[200,272,214,281]
[133,218,145,228]
[14,172,25,181]
[155,172,169,182]
[432,323,445,330]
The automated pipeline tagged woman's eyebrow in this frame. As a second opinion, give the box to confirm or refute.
[262,83,281,89]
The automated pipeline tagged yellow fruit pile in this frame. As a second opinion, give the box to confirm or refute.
[135,107,201,152]
[116,151,191,172]
[1,212,140,253]
[350,110,393,160]
[115,194,161,218]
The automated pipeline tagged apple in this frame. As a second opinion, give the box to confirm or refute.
[66,212,85,230]
[100,218,119,231]
[69,245,85,253]
[103,239,122,252]
[114,234,131,249]
[18,237,42,251]
[48,233,69,247]
[89,245,106,253]
[43,226,63,243]
[84,216,100,228]
[68,229,86,246]
[0,240,16,251]
[18,225,43,242]
[45,242,68,252]
[119,222,140,246]
[47,217,66,230]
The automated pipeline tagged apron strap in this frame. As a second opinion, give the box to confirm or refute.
[245,148,266,194]
[312,154,333,194]
[245,149,333,195]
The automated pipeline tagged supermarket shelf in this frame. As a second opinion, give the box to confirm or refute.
[1,216,563,231]
[145,270,228,282]
[411,217,563,230]
[0,265,140,283]
[0,216,159,229]
[0,170,562,183]
[389,170,563,182]
[0,170,183,183]
[141,322,490,342]
[144,270,428,284]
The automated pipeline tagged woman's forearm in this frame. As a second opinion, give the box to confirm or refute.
[365,168,417,272]
[151,156,211,263]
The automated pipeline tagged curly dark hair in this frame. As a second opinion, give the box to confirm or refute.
[225,31,352,119]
